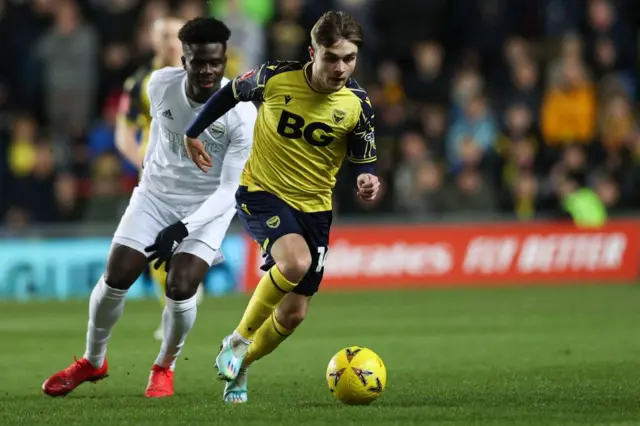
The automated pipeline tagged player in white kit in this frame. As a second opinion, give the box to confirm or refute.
[42,17,257,399]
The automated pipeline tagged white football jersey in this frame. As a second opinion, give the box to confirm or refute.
[140,67,256,208]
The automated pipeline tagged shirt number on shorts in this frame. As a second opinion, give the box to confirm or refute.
[316,246,329,273]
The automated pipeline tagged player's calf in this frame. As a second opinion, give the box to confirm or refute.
[274,292,309,330]
[148,253,208,396]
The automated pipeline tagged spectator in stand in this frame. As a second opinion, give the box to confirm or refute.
[266,0,310,62]
[405,41,449,106]
[443,167,498,214]
[2,0,640,222]
[377,61,405,107]
[417,104,448,160]
[598,91,637,152]
[541,57,596,147]
[584,0,636,75]
[211,0,265,77]
[502,58,542,125]
[494,102,539,196]
[447,92,498,173]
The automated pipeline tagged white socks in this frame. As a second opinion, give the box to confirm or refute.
[154,295,198,370]
[84,276,127,368]
[230,329,251,357]
[82,277,199,372]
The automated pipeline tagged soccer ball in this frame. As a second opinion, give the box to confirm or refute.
[326,346,386,405]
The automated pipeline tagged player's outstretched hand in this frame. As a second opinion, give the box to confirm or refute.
[144,221,189,272]
[356,173,381,202]
[184,136,213,173]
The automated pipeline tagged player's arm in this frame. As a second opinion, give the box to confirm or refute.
[185,64,267,138]
[180,106,257,232]
[183,62,273,171]
[115,77,145,169]
[347,95,380,201]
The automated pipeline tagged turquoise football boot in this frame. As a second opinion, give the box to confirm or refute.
[215,335,245,381]
[223,367,248,404]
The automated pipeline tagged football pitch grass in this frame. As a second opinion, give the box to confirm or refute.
[1,284,639,426]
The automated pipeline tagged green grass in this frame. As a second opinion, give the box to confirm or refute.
[1,284,640,425]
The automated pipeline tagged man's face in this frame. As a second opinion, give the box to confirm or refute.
[152,18,183,65]
[310,39,358,91]
[183,43,226,97]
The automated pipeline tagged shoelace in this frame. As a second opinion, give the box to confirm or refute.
[63,356,87,375]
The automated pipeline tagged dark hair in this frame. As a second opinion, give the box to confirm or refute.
[311,11,364,48]
[178,17,231,47]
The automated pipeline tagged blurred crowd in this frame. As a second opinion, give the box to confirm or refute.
[1,0,640,228]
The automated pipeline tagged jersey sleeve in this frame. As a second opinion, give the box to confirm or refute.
[347,92,377,164]
[225,103,258,168]
[146,71,159,120]
[231,61,299,102]
[181,104,257,233]
[121,75,149,125]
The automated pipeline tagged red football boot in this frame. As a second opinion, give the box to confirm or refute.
[42,357,108,397]
[144,364,174,398]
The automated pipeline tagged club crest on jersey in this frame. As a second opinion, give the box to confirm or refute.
[209,122,225,138]
[266,216,280,229]
[332,109,346,124]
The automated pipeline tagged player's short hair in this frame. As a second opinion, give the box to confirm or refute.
[311,11,364,49]
[178,16,231,48]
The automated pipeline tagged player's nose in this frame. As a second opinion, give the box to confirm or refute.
[334,63,348,75]
[200,64,215,75]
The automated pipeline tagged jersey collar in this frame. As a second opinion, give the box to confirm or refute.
[303,62,335,94]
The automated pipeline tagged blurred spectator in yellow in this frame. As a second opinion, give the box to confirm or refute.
[83,153,128,223]
[541,58,596,146]
[377,61,405,106]
[598,92,637,151]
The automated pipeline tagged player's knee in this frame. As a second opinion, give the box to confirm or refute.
[277,253,312,283]
[271,234,312,282]
[165,267,200,301]
[103,270,135,291]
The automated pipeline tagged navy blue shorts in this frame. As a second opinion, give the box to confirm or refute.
[236,186,332,296]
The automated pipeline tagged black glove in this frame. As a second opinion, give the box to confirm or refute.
[144,221,189,272]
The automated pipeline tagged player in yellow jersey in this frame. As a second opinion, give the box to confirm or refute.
[116,16,202,340]
[182,11,380,403]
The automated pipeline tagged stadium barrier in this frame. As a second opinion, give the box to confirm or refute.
[243,219,640,291]
[0,236,246,301]
[1,219,638,300]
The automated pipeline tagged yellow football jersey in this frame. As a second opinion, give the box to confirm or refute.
[120,61,157,157]
[232,61,377,213]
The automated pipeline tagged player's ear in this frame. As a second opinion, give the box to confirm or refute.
[308,46,315,61]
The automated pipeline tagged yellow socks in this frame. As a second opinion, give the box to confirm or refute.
[243,312,293,366]
[236,265,297,340]
[150,265,168,307]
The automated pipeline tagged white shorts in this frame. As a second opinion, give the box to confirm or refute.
[112,187,236,266]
